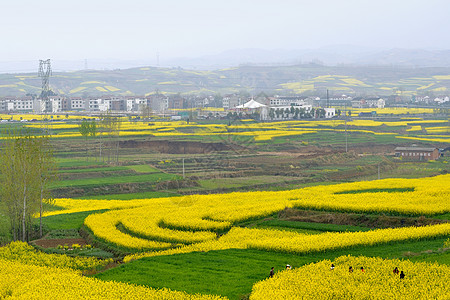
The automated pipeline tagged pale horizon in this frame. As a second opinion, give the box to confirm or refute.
[1,0,449,64]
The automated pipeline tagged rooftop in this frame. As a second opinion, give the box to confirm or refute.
[394,147,437,152]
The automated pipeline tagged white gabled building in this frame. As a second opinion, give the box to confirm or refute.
[434,96,449,104]
[324,107,336,118]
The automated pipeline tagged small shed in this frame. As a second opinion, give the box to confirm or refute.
[394,146,440,161]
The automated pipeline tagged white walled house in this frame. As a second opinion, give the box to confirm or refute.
[352,97,385,108]
[88,98,110,111]
[324,107,336,118]
[50,98,62,113]
[70,98,86,111]
[434,96,449,104]
[269,96,307,107]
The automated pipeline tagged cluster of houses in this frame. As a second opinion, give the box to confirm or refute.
[413,96,450,105]
[0,94,385,115]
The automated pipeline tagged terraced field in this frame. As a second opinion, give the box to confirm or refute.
[0,114,449,299]
[1,64,450,96]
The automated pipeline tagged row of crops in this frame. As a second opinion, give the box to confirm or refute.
[2,175,450,299]
[44,175,450,253]
[18,117,448,144]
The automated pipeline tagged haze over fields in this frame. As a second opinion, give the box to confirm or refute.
[1,0,449,72]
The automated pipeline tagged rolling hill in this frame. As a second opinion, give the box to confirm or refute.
[1,64,450,97]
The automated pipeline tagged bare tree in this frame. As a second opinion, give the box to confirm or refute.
[35,135,56,238]
[0,131,56,241]
[100,111,121,164]
[79,119,90,161]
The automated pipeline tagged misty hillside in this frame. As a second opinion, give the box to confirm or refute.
[1,64,450,97]
[166,48,450,69]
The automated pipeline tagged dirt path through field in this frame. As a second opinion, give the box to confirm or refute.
[32,238,88,248]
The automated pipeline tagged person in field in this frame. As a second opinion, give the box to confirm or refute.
[269,267,274,278]
[286,264,291,270]
[349,266,353,272]
[400,271,405,279]
[393,267,399,274]
[330,264,335,270]
[360,267,365,272]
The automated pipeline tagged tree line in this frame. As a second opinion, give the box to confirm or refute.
[0,131,56,241]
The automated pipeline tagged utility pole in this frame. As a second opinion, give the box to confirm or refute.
[182,158,185,179]
[344,101,348,153]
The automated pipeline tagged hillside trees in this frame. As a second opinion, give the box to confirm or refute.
[0,132,56,241]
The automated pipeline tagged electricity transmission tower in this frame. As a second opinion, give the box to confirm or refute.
[38,59,52,112]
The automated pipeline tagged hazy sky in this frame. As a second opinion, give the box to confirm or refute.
[1,0,449,62]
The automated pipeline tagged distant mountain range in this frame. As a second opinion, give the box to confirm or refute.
[1,47,450,74]
[165,47,450,69]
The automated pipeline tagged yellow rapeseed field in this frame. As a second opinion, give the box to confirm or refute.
[0,259,226,299]
[124,223,450,262]
[13,117,449,142]
[0,241,112,271]
[44,175,449,256]
[250,255,450,300]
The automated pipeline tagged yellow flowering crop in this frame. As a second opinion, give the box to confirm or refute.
[395,136,450,143]
[83,191,289,249]
[0,114,87,121]
[124,223,450,262]
[250,255,450,300]
[9,116,448,143]
[0,259,226,299]
[0,241,112,271]
[425,126,450,134]
[350,108,435,115]
[287,175,450,215]
[45,175,450,253]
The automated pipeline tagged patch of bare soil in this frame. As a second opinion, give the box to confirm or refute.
[119,140,245,154]
[353,144,399,155]
[259,145,338,158]
[279,208,446,228]
[32,238,88,248]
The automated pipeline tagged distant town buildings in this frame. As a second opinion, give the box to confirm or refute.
[351,97,385,109]
[433,96,449,105]
[0,92,447,120]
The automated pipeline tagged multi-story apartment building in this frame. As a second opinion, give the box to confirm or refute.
[148,94,169,113]
[70,97,86,111]
[222,94,243,109]
[351,97,385,108]
[269,96,308,107]
[0,96,34,112]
